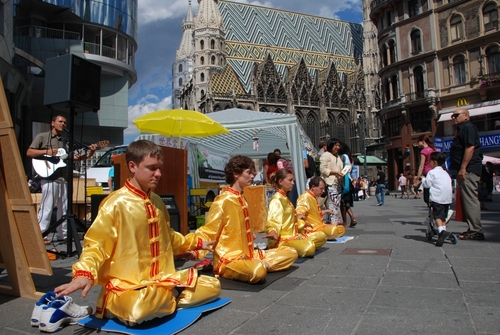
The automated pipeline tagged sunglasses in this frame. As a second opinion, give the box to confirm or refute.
[451,113,464,119]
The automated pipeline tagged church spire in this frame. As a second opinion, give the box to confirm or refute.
[176,0,195,59]
[195,0,224,30]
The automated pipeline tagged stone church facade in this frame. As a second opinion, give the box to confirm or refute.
[172,0,384,158]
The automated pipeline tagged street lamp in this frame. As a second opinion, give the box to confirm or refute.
[478,55,484,77]
[357,111,368,178]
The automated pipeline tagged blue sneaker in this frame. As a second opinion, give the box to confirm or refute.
[30,291,56,327]
[38,296,92,332]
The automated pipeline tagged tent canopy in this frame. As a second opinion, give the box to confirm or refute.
[184,108,309,194]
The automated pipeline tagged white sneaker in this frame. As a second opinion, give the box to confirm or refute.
[30,291,56,326]
[38,296,92,333]
[445,210,455,224]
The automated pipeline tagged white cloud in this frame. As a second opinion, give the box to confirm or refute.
[139,0,196,24]
[124,96,173,144]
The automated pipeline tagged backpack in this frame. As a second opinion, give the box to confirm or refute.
[305,155,316,178]
[315,154,321,177]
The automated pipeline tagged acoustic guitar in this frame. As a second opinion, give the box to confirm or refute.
[32,140,109,178]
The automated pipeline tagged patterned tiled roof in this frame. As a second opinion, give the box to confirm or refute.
[219,1,363,92]
[210,64,246,95]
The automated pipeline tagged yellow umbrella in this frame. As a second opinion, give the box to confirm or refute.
[133,109,229,147]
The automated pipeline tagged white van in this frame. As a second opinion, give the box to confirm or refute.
[86,145,127,189]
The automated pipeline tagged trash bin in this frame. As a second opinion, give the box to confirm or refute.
[369,187,376,196]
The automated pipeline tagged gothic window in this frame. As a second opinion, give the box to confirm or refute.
[266,85,276,103]
[300,87,309,105]
[292,86,299,104]
[341,91,349,108]
[414,66,425,98]
[335,115,347,144]
[178,64,183,72]
[331,90,339,107]
[408,0,419,18]
[211,39,215,49]
[486,45,500,74]
[388,40,396,64]
[450,15,464,41]
[260,107,268,112]
[306,113,318,145]
[328,114,336,140]
[200,40,204,50]
[277,85,286,103]
[201,90,205,97]
[453,55,466,84]
[483,3,498,31]
[200,72,205,82]
[310,88,319,106]
[257,84,265,101]
[411,29,422,54]
[275,108,284,113]
[321,120,329,140]
[200,56,204,65]
[211,56,215,65]
[179,78,183,86]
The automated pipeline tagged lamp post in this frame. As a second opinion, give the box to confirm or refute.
[357,111,368,178]
[478,55,484,77]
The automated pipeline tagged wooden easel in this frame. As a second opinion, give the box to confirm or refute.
[0,78,52,300]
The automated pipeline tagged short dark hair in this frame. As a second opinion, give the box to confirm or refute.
[126,140,163,167]
[377,165,382,170]
[308,176,325,189]
[224,155,255,184]
[429,152,446,166]
[273,148,281,155]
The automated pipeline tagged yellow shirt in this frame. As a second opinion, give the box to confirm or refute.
[266,189,305,247]
[296,190,325,232]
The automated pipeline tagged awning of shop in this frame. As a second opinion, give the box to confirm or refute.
[356,156,387,164]
[438,101,500,122]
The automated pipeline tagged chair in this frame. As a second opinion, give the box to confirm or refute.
[189,188,207,216]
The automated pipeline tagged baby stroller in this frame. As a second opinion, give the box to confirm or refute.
[425,210,457,245]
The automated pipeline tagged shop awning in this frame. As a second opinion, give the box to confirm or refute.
[437,101,500,122]
[356,156,387,164]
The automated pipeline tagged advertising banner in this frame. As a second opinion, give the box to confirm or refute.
[196,144,229,182]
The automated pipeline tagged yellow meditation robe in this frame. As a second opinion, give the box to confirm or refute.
[266,190,326,257]
[296,190,345,240]
[72,180,220,325]
[184,188,297,283]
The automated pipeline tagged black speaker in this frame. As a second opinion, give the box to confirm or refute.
[158,194,180,232]
[44,54,101,112]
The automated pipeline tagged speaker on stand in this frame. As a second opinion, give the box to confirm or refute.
[42,54,101,257]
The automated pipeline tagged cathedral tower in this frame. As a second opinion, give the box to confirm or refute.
[173,0,195,108]
[191,0,226,110]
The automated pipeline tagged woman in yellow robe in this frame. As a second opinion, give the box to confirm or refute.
[55,140,220,326]
[296,176,345,240]
[265,168,327,257]
[184,155,298,284]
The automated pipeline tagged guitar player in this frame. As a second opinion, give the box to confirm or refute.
[26,115,96,244]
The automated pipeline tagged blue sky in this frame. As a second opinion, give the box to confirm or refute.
[124,0,364,144]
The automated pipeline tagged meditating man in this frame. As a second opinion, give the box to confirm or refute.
[54,140,220,327]
[296,176,345,240]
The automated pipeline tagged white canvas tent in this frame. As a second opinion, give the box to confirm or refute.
[183,108,310,195]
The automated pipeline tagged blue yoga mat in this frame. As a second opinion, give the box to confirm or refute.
[326,236,355,243]
[78,297,231,335]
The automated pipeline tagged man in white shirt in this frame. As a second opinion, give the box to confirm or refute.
[398,173,408,199]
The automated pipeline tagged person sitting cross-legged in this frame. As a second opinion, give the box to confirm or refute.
[296,176,345,240]
[183,155,298,284]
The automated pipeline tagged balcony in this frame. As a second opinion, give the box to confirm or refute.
[478,73,500,100]
[370,0,392,13]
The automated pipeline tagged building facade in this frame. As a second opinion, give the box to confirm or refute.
[173,0,385,158]
[1,0,137,176]
[369,0,500,189]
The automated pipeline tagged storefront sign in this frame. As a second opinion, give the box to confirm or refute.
[439,132,500,152]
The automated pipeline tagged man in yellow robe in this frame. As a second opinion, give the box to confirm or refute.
[296,176,345,240]
[184,156,297,284]
[55,140,220,326]
[265,169,327,257]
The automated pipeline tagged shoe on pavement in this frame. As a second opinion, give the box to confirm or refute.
[435,230,451,247]
[31,291,56,327]
[38,296,92,333]
[445,210,454,224]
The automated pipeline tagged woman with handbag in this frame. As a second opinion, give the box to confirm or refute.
[319,138,344,225]
[339,143,357,228]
